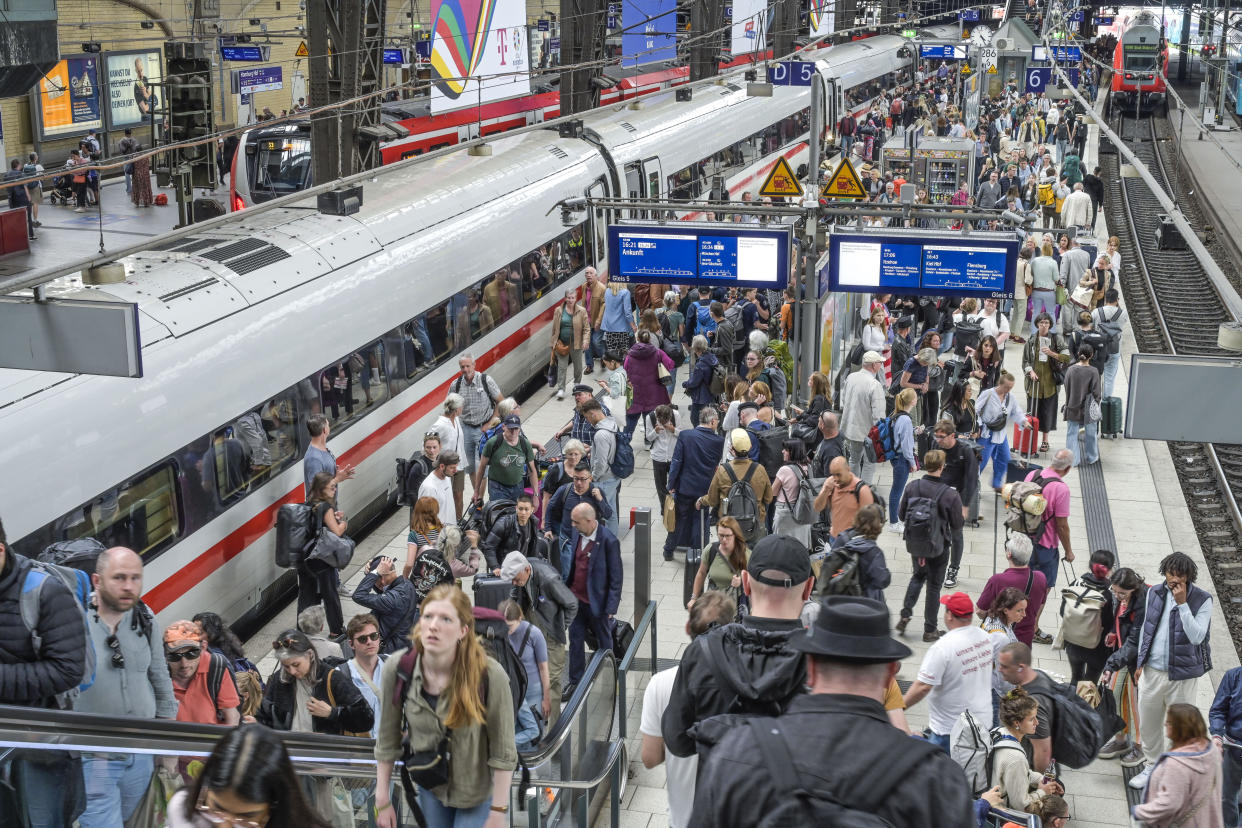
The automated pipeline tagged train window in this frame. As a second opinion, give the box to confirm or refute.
[317,341,388,430]
[667,109,811,203]
[567,225,586,271]
[248,136,312,201]
[452,284,494,351]
[53,464,182,560]
[482,267,522,325]
[217,392,300,495]
[518,253,551,303]
[422,301,453,364]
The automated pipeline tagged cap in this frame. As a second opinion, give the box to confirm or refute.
[571,384,593,396]
[730,428,752,454]
[862,350,885,365]
[940,591,974,617]
[737,402,759,414]
[163,620,205,650]
[895,315,914,330]
[747,534,812,588]
[502,414,521,429]
[790,596,912,663]
[500,551,530,580]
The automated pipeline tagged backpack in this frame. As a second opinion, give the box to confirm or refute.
[755,425,788,479]
[397,453,434,506]
[816,534,871,596]
[1003,475,1055,543]
[1096,307,1123,355]
[274,502,317,568]
[866,418,890,465]
[1076,330,1109,373]
[724,301,748,350]
[408,549,456,604]
[709,361,727,397]
[694,302,716,335]
[902,481,948,557]
[951,709,1009,796]
[1059,578,1108,648]
[39,537,106,573]
[472,607,528,721]
[746,716,939,827]
[788,465,818,525]
[658,313,686,365]
[204,651,244,723]
[1037,181,1054,206]
[954,320,983,357]
[482,499,517,535]
[1030,672,1109,768]
[475,423,506,459]
[722,463,761,542]
[607,428,635,479]
[20,557,96,707]
[451,371,499,409]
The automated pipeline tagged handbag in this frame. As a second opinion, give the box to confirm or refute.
[545,361,557,388]
[1055,282,1068,306]
[1087,396,1102,423]
[404,734,452,789]
[124,767,181,828]
[1069,283,1094,309]
[657,362,671,380]
[663,494,677,532]
[307,527,355,569]
[554,339,570,357]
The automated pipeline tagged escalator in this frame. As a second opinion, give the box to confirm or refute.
[0,650,622,828]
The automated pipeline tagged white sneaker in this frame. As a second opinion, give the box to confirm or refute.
[74,207,85,213]
[1127,766,1152,790]
[886,520,905,534]
[556,389,565,400]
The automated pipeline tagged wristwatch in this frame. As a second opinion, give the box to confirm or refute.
[490,804,509,814]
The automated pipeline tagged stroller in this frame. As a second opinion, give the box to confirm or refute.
[47,173,75,206]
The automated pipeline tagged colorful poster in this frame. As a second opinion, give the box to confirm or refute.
[731,0,765,55]
[428,0,530,114]
[809,0,834,38]
[106,51,162,129]
[622,0,677,64]
[35,57,104,139]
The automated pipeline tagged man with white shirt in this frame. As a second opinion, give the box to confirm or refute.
[340,614,386,739]
[902,592,994,752]
[640,591,736,828]
[417,451,459,526]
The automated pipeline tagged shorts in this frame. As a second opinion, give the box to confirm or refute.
[451,469,466,496]
[1033,543,1060,587]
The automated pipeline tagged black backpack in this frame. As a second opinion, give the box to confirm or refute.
[723,463,761,542]
[747,717,940,827]
[472,607,527,722]
[816,535,869,596]
[755,425,788,479]
[1029,672,1110,768]
[397,453,434,507]
[902,481,948,557]
[953,320,983,357]
[274,503,316,568]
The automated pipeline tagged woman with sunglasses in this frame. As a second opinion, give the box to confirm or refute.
[374,585,516,828]
[257,629,373,737]
[168,725,329,828]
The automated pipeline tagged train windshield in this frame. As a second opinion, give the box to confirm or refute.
[1124,52,1159,70]
[246,135,312,203]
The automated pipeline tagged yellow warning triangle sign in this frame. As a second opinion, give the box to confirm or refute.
[295,41,310,57]
[821,157,867,200]
[987,65,998,74]
[757,156,804,199]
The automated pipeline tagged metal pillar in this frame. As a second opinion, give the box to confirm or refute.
[772,0,800,58]
[797,77,824,406]
[1178,8,1191,84]
[559,0,607,116]
[689,0,723,82]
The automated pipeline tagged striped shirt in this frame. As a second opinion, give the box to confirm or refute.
[453,371,502,428]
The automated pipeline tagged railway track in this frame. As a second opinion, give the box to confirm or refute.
[1103,113,1242,640]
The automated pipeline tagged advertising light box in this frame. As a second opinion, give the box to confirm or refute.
[824,232,1018,299]
[608,224,792,289]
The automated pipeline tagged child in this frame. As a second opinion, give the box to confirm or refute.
[498,599,550,751]
[598,350,629,430]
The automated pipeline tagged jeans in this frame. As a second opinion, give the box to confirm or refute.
[488,479,526,503]
[461,423,486,475]
[1101,353,1120,398]
[845,438,875,486]
[80,752,153,828]
[926,731,952,753]
[1032,543,1060,588]
[596,477,620,536]
[515,674,545,750]
[1065,418,1098,466]
[1055,139,1067,163]
[13,754,84,828]
[1223,746,1242,826]
[889,457,911,524]
[417,787,492,828]
[664,493,703,554]
[1029,290,1057,331]
[978,438,1011,491]
[589,329,605,369]
[901,553,949,633]
[568,604,611,685]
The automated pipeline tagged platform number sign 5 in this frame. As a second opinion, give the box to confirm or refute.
[767,61,816,86]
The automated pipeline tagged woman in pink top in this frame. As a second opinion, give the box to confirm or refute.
[771,438,812,547]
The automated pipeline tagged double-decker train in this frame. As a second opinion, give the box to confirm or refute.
[1112,11,1169,108]
[2,27,954,633]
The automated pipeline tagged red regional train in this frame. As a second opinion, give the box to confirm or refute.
[1111,11,1169,110]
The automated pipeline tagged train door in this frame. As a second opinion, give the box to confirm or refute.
[587,177,609,266]
[643,157,662,206]
[624,162,643,218]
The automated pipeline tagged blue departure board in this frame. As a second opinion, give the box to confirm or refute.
[609,224,792,289]
[824,232,1018,299]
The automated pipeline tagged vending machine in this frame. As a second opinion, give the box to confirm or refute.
[880,138,976,203]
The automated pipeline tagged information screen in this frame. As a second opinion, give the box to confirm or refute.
[825,233,1018,299]
[609,224,791,289]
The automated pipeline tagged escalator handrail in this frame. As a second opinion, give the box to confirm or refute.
[527,739,626,791]
[517,649,615,767]
[618,600,658,673]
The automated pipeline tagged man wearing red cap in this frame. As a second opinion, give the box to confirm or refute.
[164,620,240,726]
[904,592,994,753]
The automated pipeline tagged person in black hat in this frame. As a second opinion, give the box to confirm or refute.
[661,534,814,758]
[555,384,610,449]
[892,315,915,375]
[351,554,417,654]
[689,596,974,827]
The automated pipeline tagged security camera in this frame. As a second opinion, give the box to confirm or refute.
[1000,209,1031,226]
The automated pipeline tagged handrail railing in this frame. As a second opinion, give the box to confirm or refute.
[518,649,612,766]
[525,741,627,828]
[616,599,659,740]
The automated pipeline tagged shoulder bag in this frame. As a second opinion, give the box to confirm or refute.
[307,508,355,569]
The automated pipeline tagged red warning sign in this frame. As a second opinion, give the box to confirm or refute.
[757,157,804,198]
[821,158,868,200]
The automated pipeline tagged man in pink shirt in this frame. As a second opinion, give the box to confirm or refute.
[976,534,1047,646]
[1024,449,1075,644]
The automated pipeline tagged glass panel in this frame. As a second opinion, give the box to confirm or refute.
[247,135,312,201]
[482,267,522,324]
[423,301,453,364]
[519,251,552,303]
[317,341,388,430]
[52,464,181,558]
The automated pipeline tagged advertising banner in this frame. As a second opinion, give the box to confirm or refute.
[429,0,530,114]
[730,0,765,55]
[809,0,834,39]
[106,51,162,130]
[622,0,677,64]
[34,57,103,139]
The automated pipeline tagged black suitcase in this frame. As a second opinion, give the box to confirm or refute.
[915,427,935,467]
[681,510,708,607]
[472,575,513,610]
[1100,396,1123,438]
[1006,458,1043,484]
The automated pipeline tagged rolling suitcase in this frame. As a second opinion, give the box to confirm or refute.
[681,510,709,606]
[1100,396,1123,439]
[472,574,512,610]
[1007,396,1042,483]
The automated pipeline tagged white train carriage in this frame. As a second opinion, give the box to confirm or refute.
[2,30,933,631]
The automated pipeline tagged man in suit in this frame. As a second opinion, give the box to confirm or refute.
[663,406,725,561]
[564,503,623,693]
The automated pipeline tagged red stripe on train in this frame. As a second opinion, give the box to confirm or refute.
[144,304,561,612]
